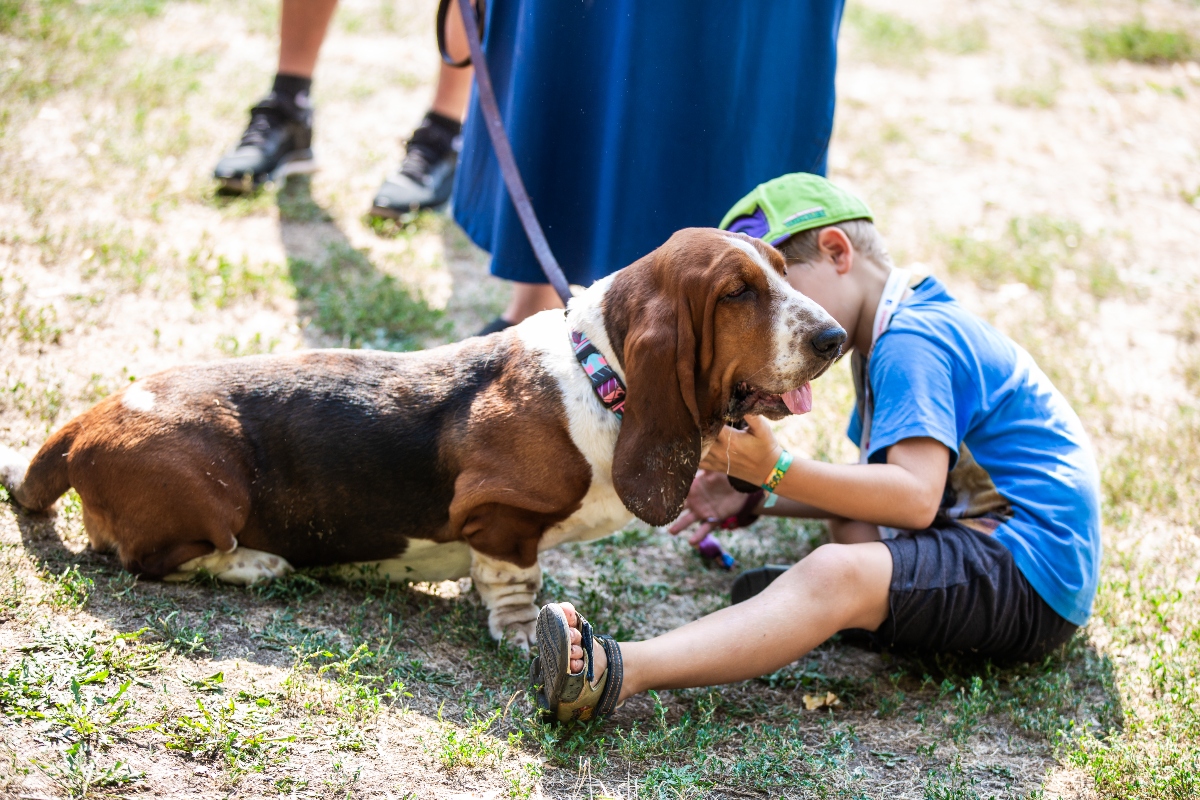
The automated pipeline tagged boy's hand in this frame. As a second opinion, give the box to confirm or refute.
[668,470,749,545]
[699,415,783,486]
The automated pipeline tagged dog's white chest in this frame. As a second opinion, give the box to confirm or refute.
[517,309,636,551]
[540,475,633,551]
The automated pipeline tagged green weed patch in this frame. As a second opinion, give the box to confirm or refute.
[1083,20,1196,64]
[941,216,1121,300]
[288,242,448,350]
[846,6,927,66]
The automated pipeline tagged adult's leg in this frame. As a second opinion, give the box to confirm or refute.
[564,541,893,703]
[213,0,334,190]
[432,0,473,121]
[430,61,474,120]
[278,0,339,78]
[370,1,474,217]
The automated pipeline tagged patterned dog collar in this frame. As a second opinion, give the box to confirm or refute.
[570,328,626,419]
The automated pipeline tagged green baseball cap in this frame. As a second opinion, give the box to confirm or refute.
[719,173,873,245]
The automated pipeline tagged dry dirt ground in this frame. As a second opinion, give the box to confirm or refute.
[1,0,1199,798]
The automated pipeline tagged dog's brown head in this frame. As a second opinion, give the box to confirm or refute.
[603,227,845,525]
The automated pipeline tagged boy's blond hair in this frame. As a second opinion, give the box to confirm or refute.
[776,218,893,270]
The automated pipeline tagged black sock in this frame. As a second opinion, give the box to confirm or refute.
[404,111,462,168]
[423,110,462,138]
[272,73,312,103]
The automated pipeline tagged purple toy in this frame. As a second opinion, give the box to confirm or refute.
[696,533,736,571]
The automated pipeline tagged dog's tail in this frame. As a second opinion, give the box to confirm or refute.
[0,420,79,511]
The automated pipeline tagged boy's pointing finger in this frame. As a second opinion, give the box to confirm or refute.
[668,510,699,535]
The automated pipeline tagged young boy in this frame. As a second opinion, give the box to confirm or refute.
[531,173,1101,724]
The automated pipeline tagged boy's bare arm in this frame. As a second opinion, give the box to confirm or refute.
[758,496,837,519]
[699,416,950,531]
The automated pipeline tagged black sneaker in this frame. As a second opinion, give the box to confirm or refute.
[370,112,460,217]
[213,92,316,193]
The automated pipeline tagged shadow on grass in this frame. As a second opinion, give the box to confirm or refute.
[365,195,511,338]
[12,496,1128,797]
[525,635,1124,797]
[273,177,449,350]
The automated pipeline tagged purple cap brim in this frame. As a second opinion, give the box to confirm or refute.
[724,208,793,246]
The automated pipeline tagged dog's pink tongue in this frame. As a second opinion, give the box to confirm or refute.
[782,383,813,415]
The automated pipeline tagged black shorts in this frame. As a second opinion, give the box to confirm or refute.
[871,522,1077,662]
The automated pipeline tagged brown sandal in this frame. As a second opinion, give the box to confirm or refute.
[529,603,623,724]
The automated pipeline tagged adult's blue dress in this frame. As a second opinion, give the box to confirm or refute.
[453,0,846,286]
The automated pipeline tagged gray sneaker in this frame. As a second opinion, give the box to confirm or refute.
[370,112,460,217]
[213,92,316,193]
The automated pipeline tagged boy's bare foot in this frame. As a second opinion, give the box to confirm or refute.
[532,602,625,723]
[560,601,608,683]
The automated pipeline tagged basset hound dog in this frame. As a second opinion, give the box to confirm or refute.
[0,228,845,647]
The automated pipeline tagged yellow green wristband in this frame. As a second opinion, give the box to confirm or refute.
[761,449,793,493]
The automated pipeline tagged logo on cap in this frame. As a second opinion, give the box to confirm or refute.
[783,207,828,226]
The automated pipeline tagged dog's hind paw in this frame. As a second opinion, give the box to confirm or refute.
[168,547,293,585]
[0,446,29,497]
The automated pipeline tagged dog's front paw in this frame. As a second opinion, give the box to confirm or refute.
[471,550,542,653]
[488,604,539,653]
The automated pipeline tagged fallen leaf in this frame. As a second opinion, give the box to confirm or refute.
[803,692,842,710]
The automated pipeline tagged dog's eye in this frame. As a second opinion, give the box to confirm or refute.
[724,284,750,300]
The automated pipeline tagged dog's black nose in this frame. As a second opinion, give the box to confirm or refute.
[811,326,847,358]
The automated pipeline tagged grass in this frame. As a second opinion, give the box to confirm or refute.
[1101,406,1200,527]
[1177,301,1200,395]
[940,216,1122,300]
[0,624,165,796]
[937,20,989,56]
[185,248,286,310]
[289,241,449,350]
[845,7,987,67]
[31,741,142,800]
[161,612,217,655]
[846,6,928,66]
[3,369,67,425]
[1083,19,1197,65]
[0,275,63,345]
[997,67,1062,109]
[158,695,293,776]
[40,563,93,610]
[0,503,1172,796]
[1068,534,1200,799]
[434,707,506,768]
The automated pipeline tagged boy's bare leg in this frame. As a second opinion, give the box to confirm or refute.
[562,542,893,704]
[828,518,882,544]
[278,0,339,78]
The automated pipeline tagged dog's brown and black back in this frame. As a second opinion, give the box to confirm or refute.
[10,335,590,577]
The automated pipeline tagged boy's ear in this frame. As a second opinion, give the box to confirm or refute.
[817,227,855,275]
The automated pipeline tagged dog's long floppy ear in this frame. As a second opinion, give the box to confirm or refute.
[605,259,702,526]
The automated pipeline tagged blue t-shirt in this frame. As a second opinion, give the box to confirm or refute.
[846,277,1101,625]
